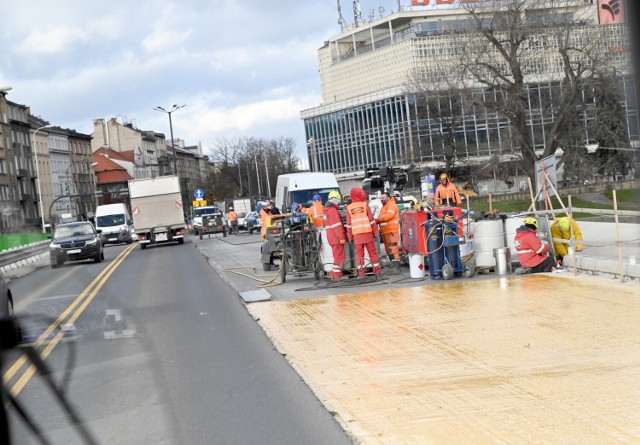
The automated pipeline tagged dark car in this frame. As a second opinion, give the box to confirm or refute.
[0,270,13,318]
[49,221,104,268]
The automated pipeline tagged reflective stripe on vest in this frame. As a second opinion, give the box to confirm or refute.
[348,202,372,234]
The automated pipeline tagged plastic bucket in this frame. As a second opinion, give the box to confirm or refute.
[493,247,511,275]
[408,253,425,279]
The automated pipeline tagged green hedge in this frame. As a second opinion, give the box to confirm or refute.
[0,233,50,252]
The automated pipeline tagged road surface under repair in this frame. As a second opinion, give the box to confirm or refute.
[247,274,639,444]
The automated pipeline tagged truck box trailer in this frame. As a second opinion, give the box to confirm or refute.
[129,175,185,249]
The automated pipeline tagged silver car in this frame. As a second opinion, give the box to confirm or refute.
[0,270,13,318]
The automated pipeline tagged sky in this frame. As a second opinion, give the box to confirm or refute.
[1,0,415,161]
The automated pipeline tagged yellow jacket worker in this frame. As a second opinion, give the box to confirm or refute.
[550,217,583,262]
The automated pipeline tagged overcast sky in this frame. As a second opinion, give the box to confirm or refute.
[1,0,418,160]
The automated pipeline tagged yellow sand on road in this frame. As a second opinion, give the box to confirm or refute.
[248,275,640,444]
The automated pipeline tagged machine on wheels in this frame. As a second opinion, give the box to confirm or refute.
[278,215,323,283]
[260,213,323,283]
[425,208,471,280]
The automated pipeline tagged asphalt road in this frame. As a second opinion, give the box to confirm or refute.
[3,240,352,445]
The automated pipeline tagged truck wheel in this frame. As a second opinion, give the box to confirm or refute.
[178,238,184,244]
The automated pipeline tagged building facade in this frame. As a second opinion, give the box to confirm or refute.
[301,1,637,180]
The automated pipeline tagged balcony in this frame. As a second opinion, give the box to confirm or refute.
[19,193,32,202]
[16,168,28,177]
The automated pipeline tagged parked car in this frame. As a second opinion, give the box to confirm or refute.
[244,211,262,234]
[49,221,104,268]
[0,270,13,318]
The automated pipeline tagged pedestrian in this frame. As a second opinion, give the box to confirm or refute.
[434,173,462,207]
[550,216,583,264]
[346,186,381,279]
[514,217,557,274]
[227,206,238,234]
[306,194,325,228]
[376,191,401,275]
[324,191,348,280]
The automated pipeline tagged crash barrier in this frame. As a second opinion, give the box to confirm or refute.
[0,241,50,273]
[0,233,49,252]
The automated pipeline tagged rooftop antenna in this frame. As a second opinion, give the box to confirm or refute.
[353,0,363,27]
[368,9,375,22]
[398,0,403,12]
[378,6,386,18]
[337,0,347,31]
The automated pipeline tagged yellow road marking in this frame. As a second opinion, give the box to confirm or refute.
[3,244,137,394]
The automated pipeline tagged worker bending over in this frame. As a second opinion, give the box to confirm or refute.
[346,187,381,279]
[514,217,557,274]
[324,191,347,280]
[376,191,401,275]
[550,217,583,265]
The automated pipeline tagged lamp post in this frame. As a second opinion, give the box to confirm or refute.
[32,124,54,232]
[153,105,186,175]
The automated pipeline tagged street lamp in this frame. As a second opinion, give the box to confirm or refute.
[153,104,186,175]
[32,124,54,232]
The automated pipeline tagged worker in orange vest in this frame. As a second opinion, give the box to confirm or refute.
[346,186,381,279]
[227,206,238,235]
[376,191,401,275]
[306,194,325,228]
[434,172,464,234]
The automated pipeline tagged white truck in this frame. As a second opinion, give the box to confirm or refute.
[128,175,186,249]
[275,172,340,211]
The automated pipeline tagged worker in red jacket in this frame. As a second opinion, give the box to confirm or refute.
[514,217,557,274]
[346,186,381,279]
[324,190,347,280]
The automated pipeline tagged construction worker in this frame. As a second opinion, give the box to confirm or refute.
[550,216,583,264]
[376,191,401,275]
[324,190,347,280]
[346,186,381,279]
[514,217,557,274]
[227,206,238,234]
[306,194,325,228]
[259,201,275,239]
[434,172,464,234]
[434,173,462,207]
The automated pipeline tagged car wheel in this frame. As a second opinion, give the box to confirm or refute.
[6,294,14,318]
[101,250,105,261]
[94,251,103,263]
[140,243,147,250]
[178,238,184,244]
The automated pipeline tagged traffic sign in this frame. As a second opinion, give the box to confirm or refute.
[194,188,205,199]
[193,200,207,207]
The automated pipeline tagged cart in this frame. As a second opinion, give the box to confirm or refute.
[425,211,470,280]
[278,214,323,283]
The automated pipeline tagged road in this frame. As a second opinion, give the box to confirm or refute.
[3,240,352,445]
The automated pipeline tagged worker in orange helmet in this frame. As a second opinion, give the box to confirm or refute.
[346,186,381,279]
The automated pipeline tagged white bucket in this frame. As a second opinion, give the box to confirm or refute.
[408,253,425,279]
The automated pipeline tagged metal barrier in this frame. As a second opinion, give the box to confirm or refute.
[0,241,50,270]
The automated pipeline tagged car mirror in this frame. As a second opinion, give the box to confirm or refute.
[127,219,133,225]
[96,229,103,234]
[47,235,52,239]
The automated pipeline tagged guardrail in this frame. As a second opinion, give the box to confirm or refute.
[0,241,50,270]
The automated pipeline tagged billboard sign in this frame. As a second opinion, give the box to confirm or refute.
[597,0,625,25]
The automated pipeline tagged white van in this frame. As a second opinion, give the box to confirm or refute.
[95,203,133,244]
[275,173,340,211]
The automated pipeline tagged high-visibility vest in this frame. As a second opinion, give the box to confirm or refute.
[347,202,373,235]
[310,201,324,227]
[228,211,237,222]
[378,199,400,234]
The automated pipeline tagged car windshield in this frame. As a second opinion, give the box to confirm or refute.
[97,214,125,227]
[194,207,219,217]
[291,188,339,208]
[54,224,94,238]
